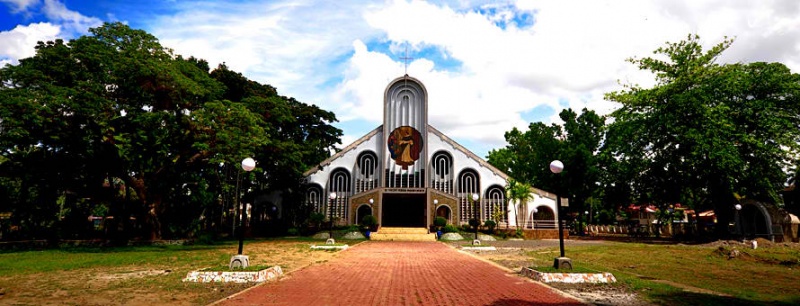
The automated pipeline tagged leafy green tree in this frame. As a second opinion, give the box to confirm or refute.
[489,108,604,231]
[0,22,342,240]
[604,35,800,235]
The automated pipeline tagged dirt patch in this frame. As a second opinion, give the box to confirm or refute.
[556,283,652,306]
[94,269,173,281]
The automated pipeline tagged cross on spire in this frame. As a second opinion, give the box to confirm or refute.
[399,42,414,76]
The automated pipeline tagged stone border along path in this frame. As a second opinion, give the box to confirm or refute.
[214,241,585,306]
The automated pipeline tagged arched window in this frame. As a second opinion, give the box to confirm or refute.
[355,151,379,192]
[430,151,454,193]
[457,168,480,222]
[485,185,506,224]
[305,184,324,213]
[327,168,351,220]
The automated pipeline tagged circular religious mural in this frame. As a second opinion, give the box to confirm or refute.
[387,126,423,169]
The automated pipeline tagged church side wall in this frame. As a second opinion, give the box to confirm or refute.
[306,132,383,187]
[426,132,506,195]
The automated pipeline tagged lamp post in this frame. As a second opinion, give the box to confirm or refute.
[550,160,571,269]
[328,192,337,243]
[237,157,256,255]
[472,193,479,241]
[735,203,742,241]
[230,157,255,269]
[433,198,439,227]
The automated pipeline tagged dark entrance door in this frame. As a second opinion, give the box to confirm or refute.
[382,193,426,227]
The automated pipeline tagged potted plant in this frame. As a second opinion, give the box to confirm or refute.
[361,215,377,239]
[433,216,447,239]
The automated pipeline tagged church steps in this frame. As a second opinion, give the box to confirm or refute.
[371,227,436,241]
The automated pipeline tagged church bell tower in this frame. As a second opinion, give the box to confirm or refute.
[382,76,428,188]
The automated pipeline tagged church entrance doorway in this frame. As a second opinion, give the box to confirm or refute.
[381,193,426,227]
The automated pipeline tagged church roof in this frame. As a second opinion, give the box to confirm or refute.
[426,125,508,180]
[303,125,383,177]
[428,126,555,199]
[302,124,555,200]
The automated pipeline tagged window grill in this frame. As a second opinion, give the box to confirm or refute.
[355,151,379,192]
[304,184,324,213]
[485,185,506,223]
[457,169,480,222]
[327,168,351,220]
[431,151,454,194]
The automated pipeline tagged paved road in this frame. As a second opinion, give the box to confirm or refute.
[216,241,584,306]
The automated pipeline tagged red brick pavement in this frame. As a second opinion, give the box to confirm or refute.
[216,241,584,306]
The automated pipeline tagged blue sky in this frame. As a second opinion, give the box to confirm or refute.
[4,0,800,159]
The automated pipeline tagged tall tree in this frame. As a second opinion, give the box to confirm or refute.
[488,108,604,227]
[604,35,800,235]
[0,23,342,240]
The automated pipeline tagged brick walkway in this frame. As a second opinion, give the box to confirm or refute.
[216,241,584,306]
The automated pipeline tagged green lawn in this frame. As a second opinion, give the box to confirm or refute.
[524,241,800,305]
[0,239,345,305]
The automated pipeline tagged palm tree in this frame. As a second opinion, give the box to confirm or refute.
[506,179,536,229]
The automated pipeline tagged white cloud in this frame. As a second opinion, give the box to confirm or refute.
[0,0,38,13]
[41,0,102,36]
[148,1,383,107]
[93,0,800,156]
[0,22,60,64]
[0,0,102,64]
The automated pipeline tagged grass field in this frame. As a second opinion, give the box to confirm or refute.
[0,239,345,305]
[519,239,800,305]
[0,237,798,305]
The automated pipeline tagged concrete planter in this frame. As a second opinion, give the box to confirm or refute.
[461,246,497,251]
[310,244,349,250]
[520,267,616,283]
[183,266,283,283]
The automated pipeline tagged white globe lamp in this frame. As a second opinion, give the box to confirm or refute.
[241,157,256,172]
[549,160,564,174]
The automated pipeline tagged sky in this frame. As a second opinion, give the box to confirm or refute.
[3,0,800,159]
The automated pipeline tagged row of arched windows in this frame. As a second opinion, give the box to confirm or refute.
[303,150,507,224]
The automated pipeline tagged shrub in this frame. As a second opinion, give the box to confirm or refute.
[515,228,524,238]
[286,228,299,236]
[361,215,377,229]
[468,218,480,228]
[309,212,326,228]
[433,217,447,228]
[443,224,459,233]
[498,231,508,239]
[195,232,218,245]
[484,220,496,233]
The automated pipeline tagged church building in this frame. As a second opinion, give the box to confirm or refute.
[302,75,559,231]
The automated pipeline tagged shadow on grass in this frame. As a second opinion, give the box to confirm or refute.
[649,291,800,306]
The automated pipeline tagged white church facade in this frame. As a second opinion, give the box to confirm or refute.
[302,75,559,231]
